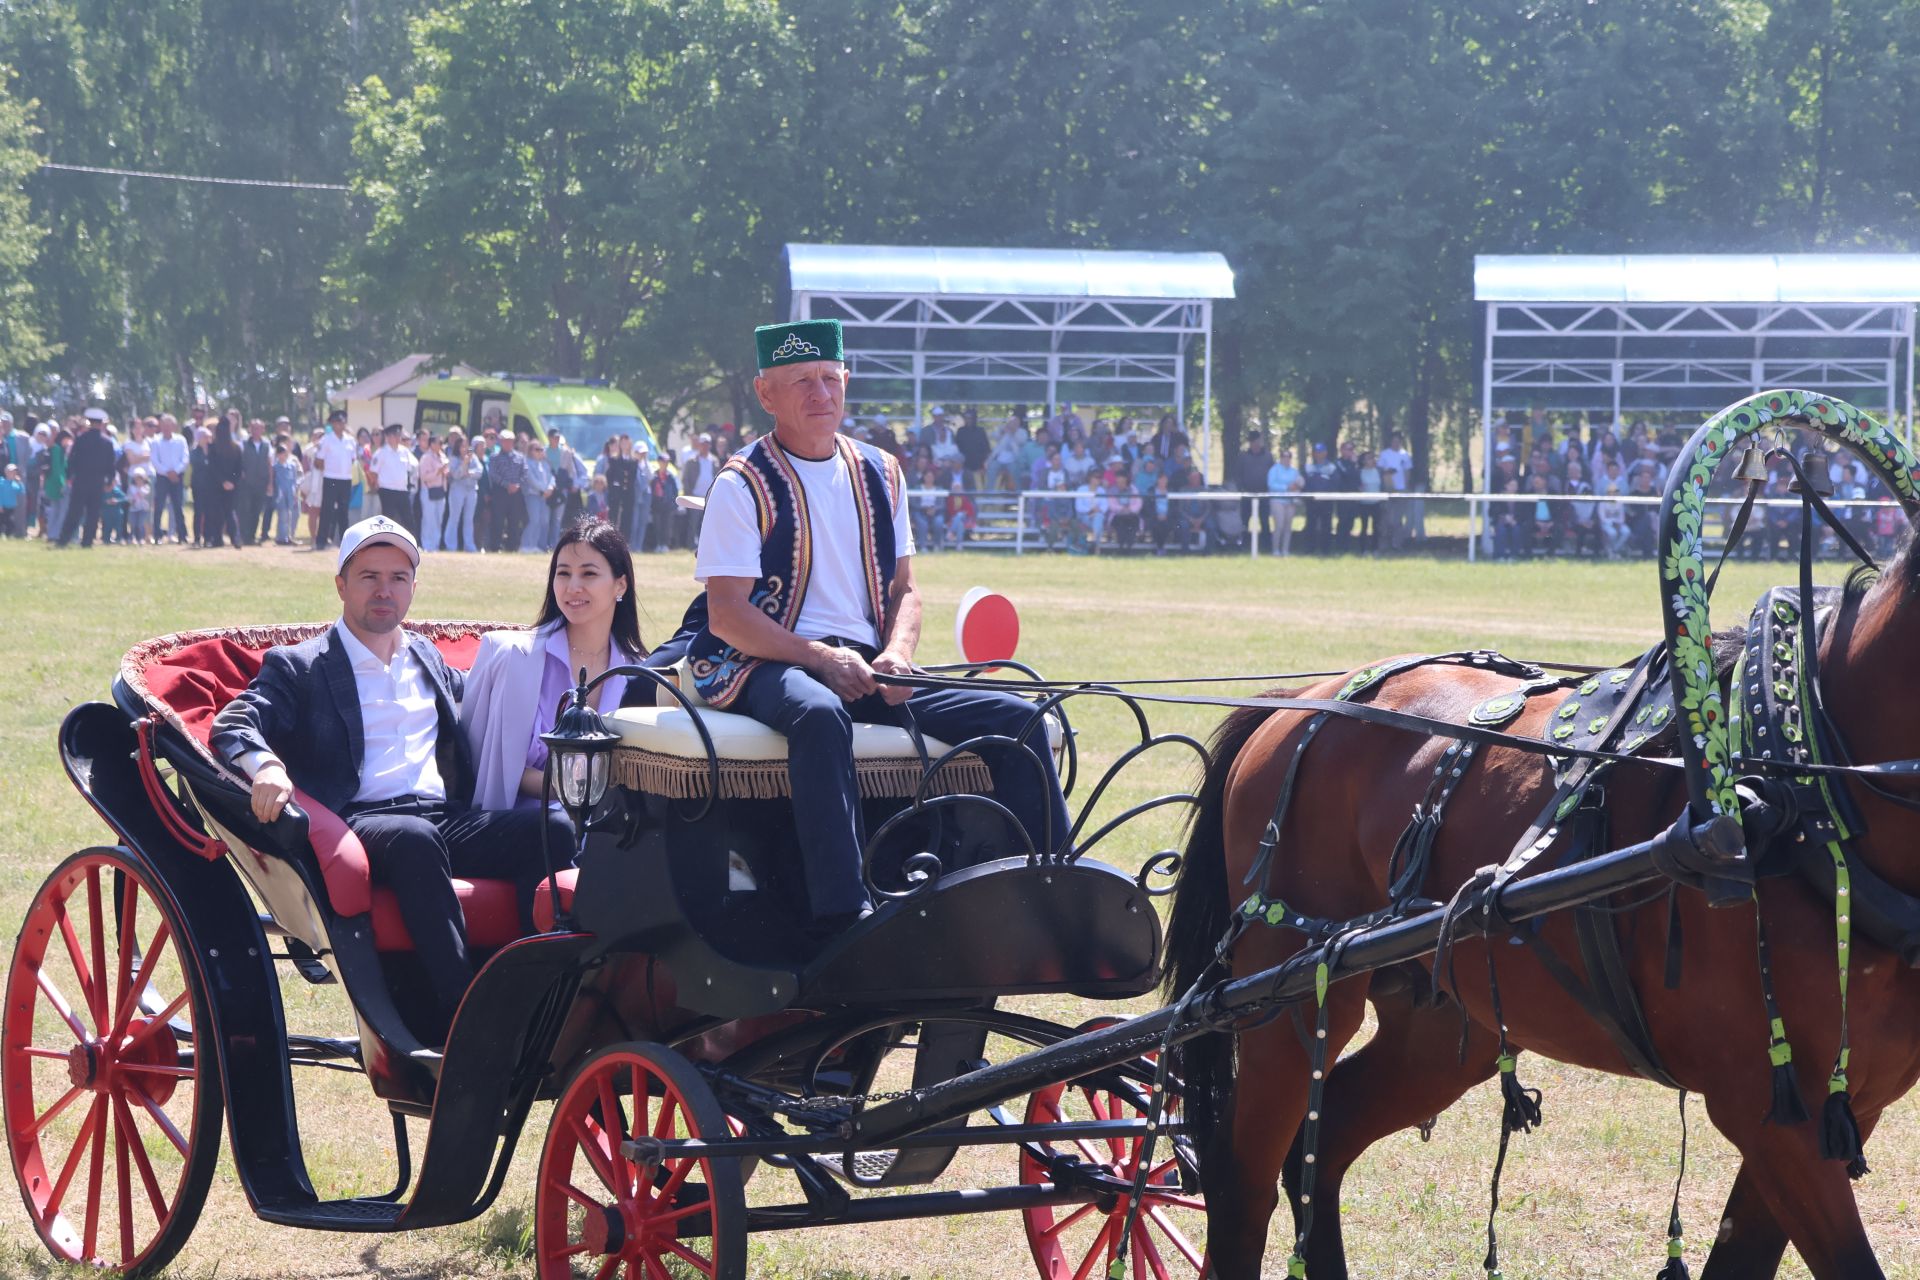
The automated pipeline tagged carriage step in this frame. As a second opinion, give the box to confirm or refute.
[256,1196,408,1231]
[815,1149,898,1184]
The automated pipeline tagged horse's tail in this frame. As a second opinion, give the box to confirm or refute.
[1164,697,1283,1161]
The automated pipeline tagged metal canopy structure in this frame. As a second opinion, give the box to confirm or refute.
[1474,255,1917,478]
[786,243,1235,470]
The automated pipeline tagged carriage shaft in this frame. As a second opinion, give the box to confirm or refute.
[852,814,1722,1147]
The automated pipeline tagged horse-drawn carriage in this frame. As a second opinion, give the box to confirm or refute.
[10,389,1920,1280]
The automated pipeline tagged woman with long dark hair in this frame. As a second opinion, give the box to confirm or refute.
[199,415,243,547]
[460,518,647,810]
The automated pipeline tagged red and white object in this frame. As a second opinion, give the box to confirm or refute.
[955,587,1021,666]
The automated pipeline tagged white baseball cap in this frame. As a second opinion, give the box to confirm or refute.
[337,515,420,571]
[83,407,109,422]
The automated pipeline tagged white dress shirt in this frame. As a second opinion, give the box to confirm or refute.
[148,433,190,478]
[336,623,446,804]
[235,623,447,804]
[316,431,358,480]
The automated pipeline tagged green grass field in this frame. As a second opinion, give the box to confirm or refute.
[0,540,1915,1278]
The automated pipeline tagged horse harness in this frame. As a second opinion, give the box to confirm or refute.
[1236,579,1920,1116]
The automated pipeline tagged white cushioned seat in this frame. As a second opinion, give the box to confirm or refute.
[613,660,1064,800]
[610,705,968,764]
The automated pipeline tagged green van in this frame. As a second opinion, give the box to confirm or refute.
[412,374,660,462]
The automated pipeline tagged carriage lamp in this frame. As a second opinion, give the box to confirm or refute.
[541,669,622,818]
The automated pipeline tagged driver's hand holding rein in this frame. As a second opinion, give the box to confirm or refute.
[687,319,1070,938]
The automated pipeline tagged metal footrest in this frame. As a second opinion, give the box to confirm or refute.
[816,1149,899,1185]
[256,1196,408,1231]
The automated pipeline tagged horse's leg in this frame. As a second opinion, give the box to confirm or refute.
[1702,1098,1883,1280]
[1280,977,1500,1280]
[1204,979,1371,1280]
[1698,1161,1789,1280]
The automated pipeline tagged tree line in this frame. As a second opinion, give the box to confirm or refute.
[3,0,1918,486]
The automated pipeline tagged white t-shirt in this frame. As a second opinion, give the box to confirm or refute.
[696,443,915,649]
[316,431,358,480]
[372,444,413,490]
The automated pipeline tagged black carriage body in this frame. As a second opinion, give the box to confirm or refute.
[30,654,1176,1267]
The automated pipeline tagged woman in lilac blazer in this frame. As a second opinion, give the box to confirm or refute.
[462,519,646,811]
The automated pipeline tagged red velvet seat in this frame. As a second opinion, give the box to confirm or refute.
[127,625,564,952]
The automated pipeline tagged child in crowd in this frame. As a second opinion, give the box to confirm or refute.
[585,473,610,520]
[128,470,152,544]
[102,477,129,544]
[0,462,21,537]
[271,444,300,545]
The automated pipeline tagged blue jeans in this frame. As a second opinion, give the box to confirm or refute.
[734,660,1070,918]
[445,485,477,551]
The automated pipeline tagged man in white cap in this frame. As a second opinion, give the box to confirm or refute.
[211,515,569,1043]
[55,408,117,547]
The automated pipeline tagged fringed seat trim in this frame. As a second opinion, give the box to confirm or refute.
[611,747,994,800]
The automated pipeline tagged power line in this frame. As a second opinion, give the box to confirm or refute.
[39,160,351,192]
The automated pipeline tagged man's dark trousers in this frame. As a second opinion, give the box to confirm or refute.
[379,488,415,539]
[154,474,186,541]
[735,659,1071,918]
[57,478,106,547]
[318,477,352,548]
[340,796,571,1035]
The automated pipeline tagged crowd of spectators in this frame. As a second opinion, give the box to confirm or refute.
[1479,418,1905,562]
[4,403,1900,562]
[0,403,746,556]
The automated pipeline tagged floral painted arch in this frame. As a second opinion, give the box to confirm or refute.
[1658,389,1920,825]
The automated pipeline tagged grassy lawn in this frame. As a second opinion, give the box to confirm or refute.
[0,539,1915,1278]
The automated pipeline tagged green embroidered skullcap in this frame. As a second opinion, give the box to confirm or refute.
[756,319,845,369]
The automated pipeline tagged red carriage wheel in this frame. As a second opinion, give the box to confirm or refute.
[535,1042,746,1280]
[3,848,222,1277]
[1019,1018,1206,1280]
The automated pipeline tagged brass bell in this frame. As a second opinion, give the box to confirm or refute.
[1733,440,1771,484]
[1787,449,1832,497]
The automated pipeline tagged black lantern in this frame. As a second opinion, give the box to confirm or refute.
[540,668,622,821]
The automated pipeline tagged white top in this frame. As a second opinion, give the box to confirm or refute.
[336,622,446,804]
[683,453,717,499]
[1377,447,1413,491]
[316,431,358,480]
[696,442,915,649]
[371,444,414,490]
[148,434,189,477]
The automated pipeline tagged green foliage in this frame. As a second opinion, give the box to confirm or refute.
[9,0,1920,462]
[0,69,51,375]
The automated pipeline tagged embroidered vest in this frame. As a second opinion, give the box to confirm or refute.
[687,435,902,708]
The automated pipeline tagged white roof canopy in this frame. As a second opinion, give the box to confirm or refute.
[1475,254,1920,304]
[786,244,1234,301]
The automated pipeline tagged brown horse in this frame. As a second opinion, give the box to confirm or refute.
[1163,543,1920,1279]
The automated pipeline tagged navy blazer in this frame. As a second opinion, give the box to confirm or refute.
[210,625,473,815]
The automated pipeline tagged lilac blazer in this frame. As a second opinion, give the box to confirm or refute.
[459,624,634,811]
